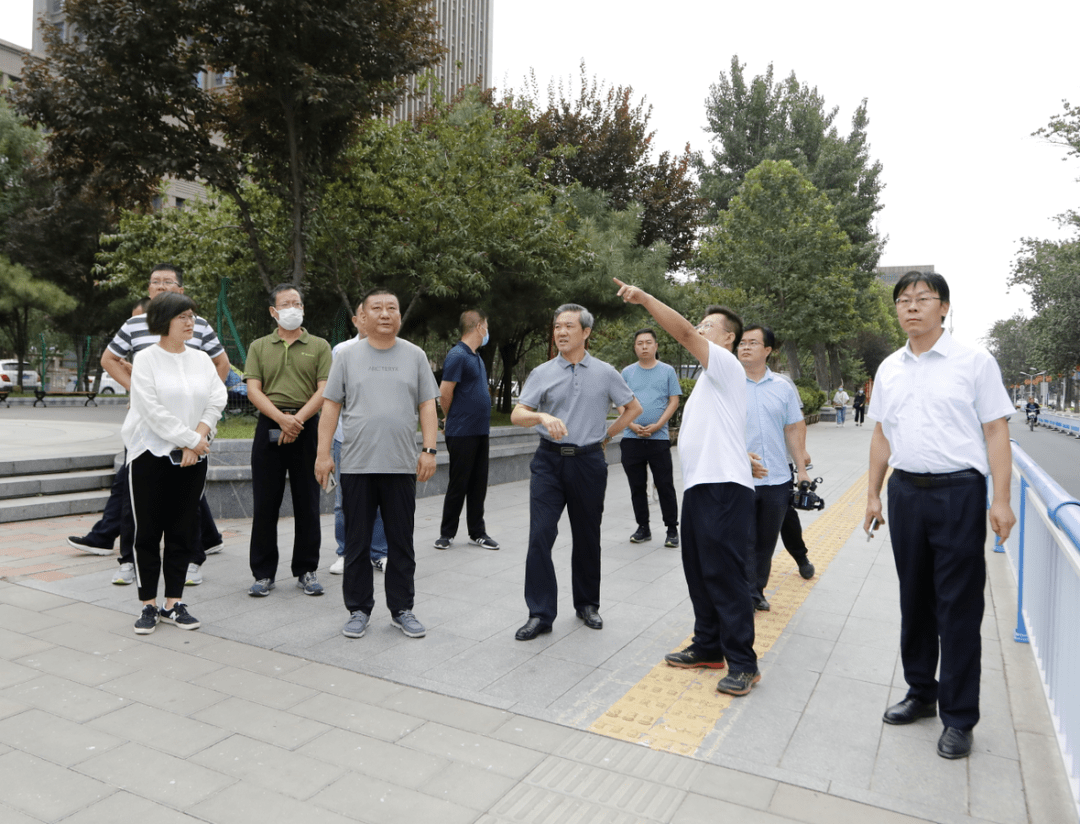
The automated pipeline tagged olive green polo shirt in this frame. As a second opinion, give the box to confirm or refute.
[244,328,332,409]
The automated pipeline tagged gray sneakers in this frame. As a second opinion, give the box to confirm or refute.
[298,571,323,595]
[112,562,135,586]
[185,563,202,586]
[342,611,369,638]
[249,578,275,597]
[392,610,426,638]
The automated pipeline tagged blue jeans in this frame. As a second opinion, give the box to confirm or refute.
[835,406,846,424]
[334,439,386,560]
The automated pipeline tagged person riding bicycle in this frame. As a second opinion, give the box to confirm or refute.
[1024,396,1040,424]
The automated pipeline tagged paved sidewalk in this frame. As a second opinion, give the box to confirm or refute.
[0,421,1074,823]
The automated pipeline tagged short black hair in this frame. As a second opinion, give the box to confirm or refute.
[893,271,950,320]
[146,292,196,335]
[361,287,399,310]
[132,297,152,314]
[150,263,183,287]
[460,308,488,335]
[633,328,657,344]
[703,304,743,349]
[269,283,302,307]
[743,324,775,349]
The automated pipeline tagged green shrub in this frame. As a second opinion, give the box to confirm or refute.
[794,377,827,413]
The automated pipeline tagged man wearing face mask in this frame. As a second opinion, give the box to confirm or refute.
[244,284,333,598]
[435,309,499,551]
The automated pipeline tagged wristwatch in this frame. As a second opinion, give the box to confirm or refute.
[421,447,437,455]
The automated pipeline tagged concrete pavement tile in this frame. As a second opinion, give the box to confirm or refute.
[768,783,937,824]
[671,793,802,823]
[147,621,230,653]
[435,602,523,641]
[836,615,901,651]
[870,727,969,817]
[76,740,236,808]
[296,727,447,786]
[687,762,777,809]
[799,585,859,616]
[0,801,45,824]
[485,782,655,824]
[0,695,27,720]
[435,643,538,692]
[980,638,1004,673]
[100,670,227,716]
[0,750,113,821]
[719,659,819,715]
[51,790,199,824]
[42,600,139,629]
[0,626,55,660]
[0,584,75,610]
[968,752,1028,824]
[313,770,476,824]
[30,621,137,656]
[192,696,331,750]
[183,638,308,678]
[787,607,847,642]
[555,733,703,789]
[523,755,688,820]
[190,665,318,710]
[361,629,481,676]
[381,686,512,735]
[0,659,38,689]
[187,781,354,824]
[290,692,424,742]
[87,702,231,757]
[765,633,834,673]
[104,640,226,681]
[421,760,518,810]
[849,593,904,623]
[480,655,594,709]
[0,674,127,722]
[190,733,347,799]
[544,667,637,726]
[0,707,124,765]
[14,645,134,686]
[280,661,404,704]
[823,640,898,686]
[700,705,801,767]
[1016,730,1078,824]
[488,714,582,753]
[398,721,546,778]
[0,602,67,633]
[412,569,483,598]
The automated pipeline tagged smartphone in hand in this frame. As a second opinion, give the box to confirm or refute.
[866,517,880,541]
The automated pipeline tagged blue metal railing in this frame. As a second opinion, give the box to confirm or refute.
[1005,441,1080,815]
[1039,411,1080,437]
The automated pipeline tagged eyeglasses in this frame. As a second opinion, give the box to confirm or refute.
[696,322,721,332]
[175,312,196,322]
[150,279,179,287]
[895,296,941,309]
[275,301,303,310]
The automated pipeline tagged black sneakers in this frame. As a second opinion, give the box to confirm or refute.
[629,526,651,543]
[134,604,159,635]
[159,602,201,630]
[664,646,725,669]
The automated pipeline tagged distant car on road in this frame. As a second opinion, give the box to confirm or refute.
[67,374,129,395]
[0,361,41,391]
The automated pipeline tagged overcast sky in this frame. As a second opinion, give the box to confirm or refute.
[4,1,1078,343]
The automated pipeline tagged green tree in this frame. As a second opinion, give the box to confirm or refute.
[10,0,443,291]
[0,255,78,384]
[508,65,704,268]
[983,313,1033,390]
[0,98,43,250]
[697,159,858,381]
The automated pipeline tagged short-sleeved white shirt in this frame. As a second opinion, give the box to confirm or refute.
[867,330,1013,475]
[679,341,753,491]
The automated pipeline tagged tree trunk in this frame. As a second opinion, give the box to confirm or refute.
[783,340,801,380]
[827,343,842,390]
[497,341,516,414]
[812,341,829,389]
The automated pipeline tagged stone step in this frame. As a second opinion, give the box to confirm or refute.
[0,453,118,479]
[0,489,112,524]
[0,469,114,501]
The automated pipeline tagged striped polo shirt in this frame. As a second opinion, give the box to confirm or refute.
[107,314,225,360]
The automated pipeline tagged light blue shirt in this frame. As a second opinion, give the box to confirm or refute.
[745,368,803,487]
[620,361,681,441]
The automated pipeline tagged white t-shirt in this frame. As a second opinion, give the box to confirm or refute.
[867,330,1014,475]
[122,344,227,463]
[678,341,753,491]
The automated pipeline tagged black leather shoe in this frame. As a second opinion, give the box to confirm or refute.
[883,697,937,725]
[515,617,552,641]
[937,726,973,759]
[753,595,770,611]
[797,559,815,579]
[575,606,603,629]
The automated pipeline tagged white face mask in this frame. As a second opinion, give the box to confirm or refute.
[275,307,304,331]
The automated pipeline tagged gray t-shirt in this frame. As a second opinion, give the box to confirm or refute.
[323,338,439,474]
[518,352,635,446]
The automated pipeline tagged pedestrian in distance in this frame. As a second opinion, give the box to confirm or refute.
[865,270,1015,760]
[509,304,641,640]
[853,388,867,427]
[833,385,850,426]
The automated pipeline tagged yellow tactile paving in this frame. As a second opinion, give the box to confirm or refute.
[590,470,872,754]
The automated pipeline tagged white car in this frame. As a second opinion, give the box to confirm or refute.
[0,361,41,391]
[68,374,129,395]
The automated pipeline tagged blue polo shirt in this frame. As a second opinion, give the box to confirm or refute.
[442,341,491,437]
[620,361,681,441]
[745,368,803,486]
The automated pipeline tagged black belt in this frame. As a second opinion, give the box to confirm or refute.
[894,468,983,488]
[539,440,603,457]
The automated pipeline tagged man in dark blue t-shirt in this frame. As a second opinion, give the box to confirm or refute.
[435,309,499,550]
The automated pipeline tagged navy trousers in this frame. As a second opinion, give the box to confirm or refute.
[680,482,757,673]
[619,438,679,531]
[747,482,793,597]
[887,470,987,730]
[524,447,607,624]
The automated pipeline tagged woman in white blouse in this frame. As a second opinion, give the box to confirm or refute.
[122,292,227,635]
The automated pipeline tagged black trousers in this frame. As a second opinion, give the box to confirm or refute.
[341,473,417,616]
[887,470,987,730]
[439,435,489,540]
[619,438,679,531]
[680,482,757,673]
[780,505,809,559]
[129,452,207,602]
[524,447,607,624]
[249,413,321,581]
[747,482,794,597]
[853,405,866,424]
